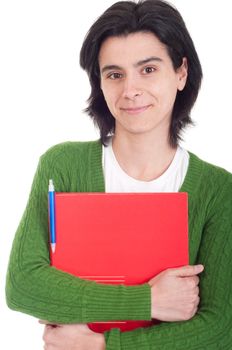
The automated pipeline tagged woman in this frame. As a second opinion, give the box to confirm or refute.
[6,1,232,349]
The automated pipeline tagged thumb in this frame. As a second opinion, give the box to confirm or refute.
[169,264,204,277]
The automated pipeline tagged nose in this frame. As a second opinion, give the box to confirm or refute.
[122,76,143,100]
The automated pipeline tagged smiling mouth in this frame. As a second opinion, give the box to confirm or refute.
[121,105,151,115]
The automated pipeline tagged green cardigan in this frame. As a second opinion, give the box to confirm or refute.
[5,140,232,349]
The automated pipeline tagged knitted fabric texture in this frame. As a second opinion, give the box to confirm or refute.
[5,140,232,349]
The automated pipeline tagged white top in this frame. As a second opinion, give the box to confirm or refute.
[102,138,189,193]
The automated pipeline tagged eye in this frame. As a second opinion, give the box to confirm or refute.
[107,72,123,80]
[142,66,156,74]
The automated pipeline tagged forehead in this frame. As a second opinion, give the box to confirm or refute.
[98,32,169,66]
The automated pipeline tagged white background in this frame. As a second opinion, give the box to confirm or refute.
[0,1,231,349]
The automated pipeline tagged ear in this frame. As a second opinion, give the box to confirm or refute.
[177,57,188,91]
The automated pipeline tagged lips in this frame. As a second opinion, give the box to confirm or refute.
[121,105,151,115]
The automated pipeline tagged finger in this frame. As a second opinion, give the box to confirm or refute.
[183,276,200,288]
[190,275,200,285]
[194,295,200,307]
[39,320,52,325]
[39,320,55,325]
[192,305,198,317]
[43,324,57,343]
[43,325,50,343]
[169,264,204,277]
[59,323,90,330]
[39,320,60,327]
[194,286,200,297]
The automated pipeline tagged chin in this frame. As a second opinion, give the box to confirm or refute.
[123,125,157,136]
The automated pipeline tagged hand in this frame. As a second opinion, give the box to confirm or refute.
[41,322,106,350]
[148,264,204,322]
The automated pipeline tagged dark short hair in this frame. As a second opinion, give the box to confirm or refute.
[80,0,203,146]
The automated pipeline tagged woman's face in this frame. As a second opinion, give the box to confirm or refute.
[98,31,187,139]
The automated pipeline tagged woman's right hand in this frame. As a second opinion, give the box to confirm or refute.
[148,264,204,322]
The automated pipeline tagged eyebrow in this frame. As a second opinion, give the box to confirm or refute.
[100,56,163,74]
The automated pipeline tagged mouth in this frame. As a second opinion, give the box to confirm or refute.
[120,105,152,115]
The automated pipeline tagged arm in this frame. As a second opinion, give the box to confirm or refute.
[5,145,150,323]
[41,264,202,350]
[104,173,232,349]
[5,143,200,325]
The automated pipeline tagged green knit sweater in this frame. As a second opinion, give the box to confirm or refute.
[5,140,232,349]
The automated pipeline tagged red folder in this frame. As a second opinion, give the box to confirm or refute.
[50,192,188,332]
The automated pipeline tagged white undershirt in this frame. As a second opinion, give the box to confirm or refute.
[102,138,189,193]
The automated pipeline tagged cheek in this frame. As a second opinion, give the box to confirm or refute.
[156,78,178,106]
[102,88,118,111]
[102,93,117,119]
[103,91,113,109]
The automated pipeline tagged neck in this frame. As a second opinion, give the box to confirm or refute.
[112,129,177,182]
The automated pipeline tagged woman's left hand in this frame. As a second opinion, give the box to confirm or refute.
[41,322,106,350]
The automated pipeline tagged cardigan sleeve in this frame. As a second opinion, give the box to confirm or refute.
[5,148,151,324]
[104,172,232,349]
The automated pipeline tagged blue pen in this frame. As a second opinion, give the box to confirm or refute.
[48,179,56,253]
